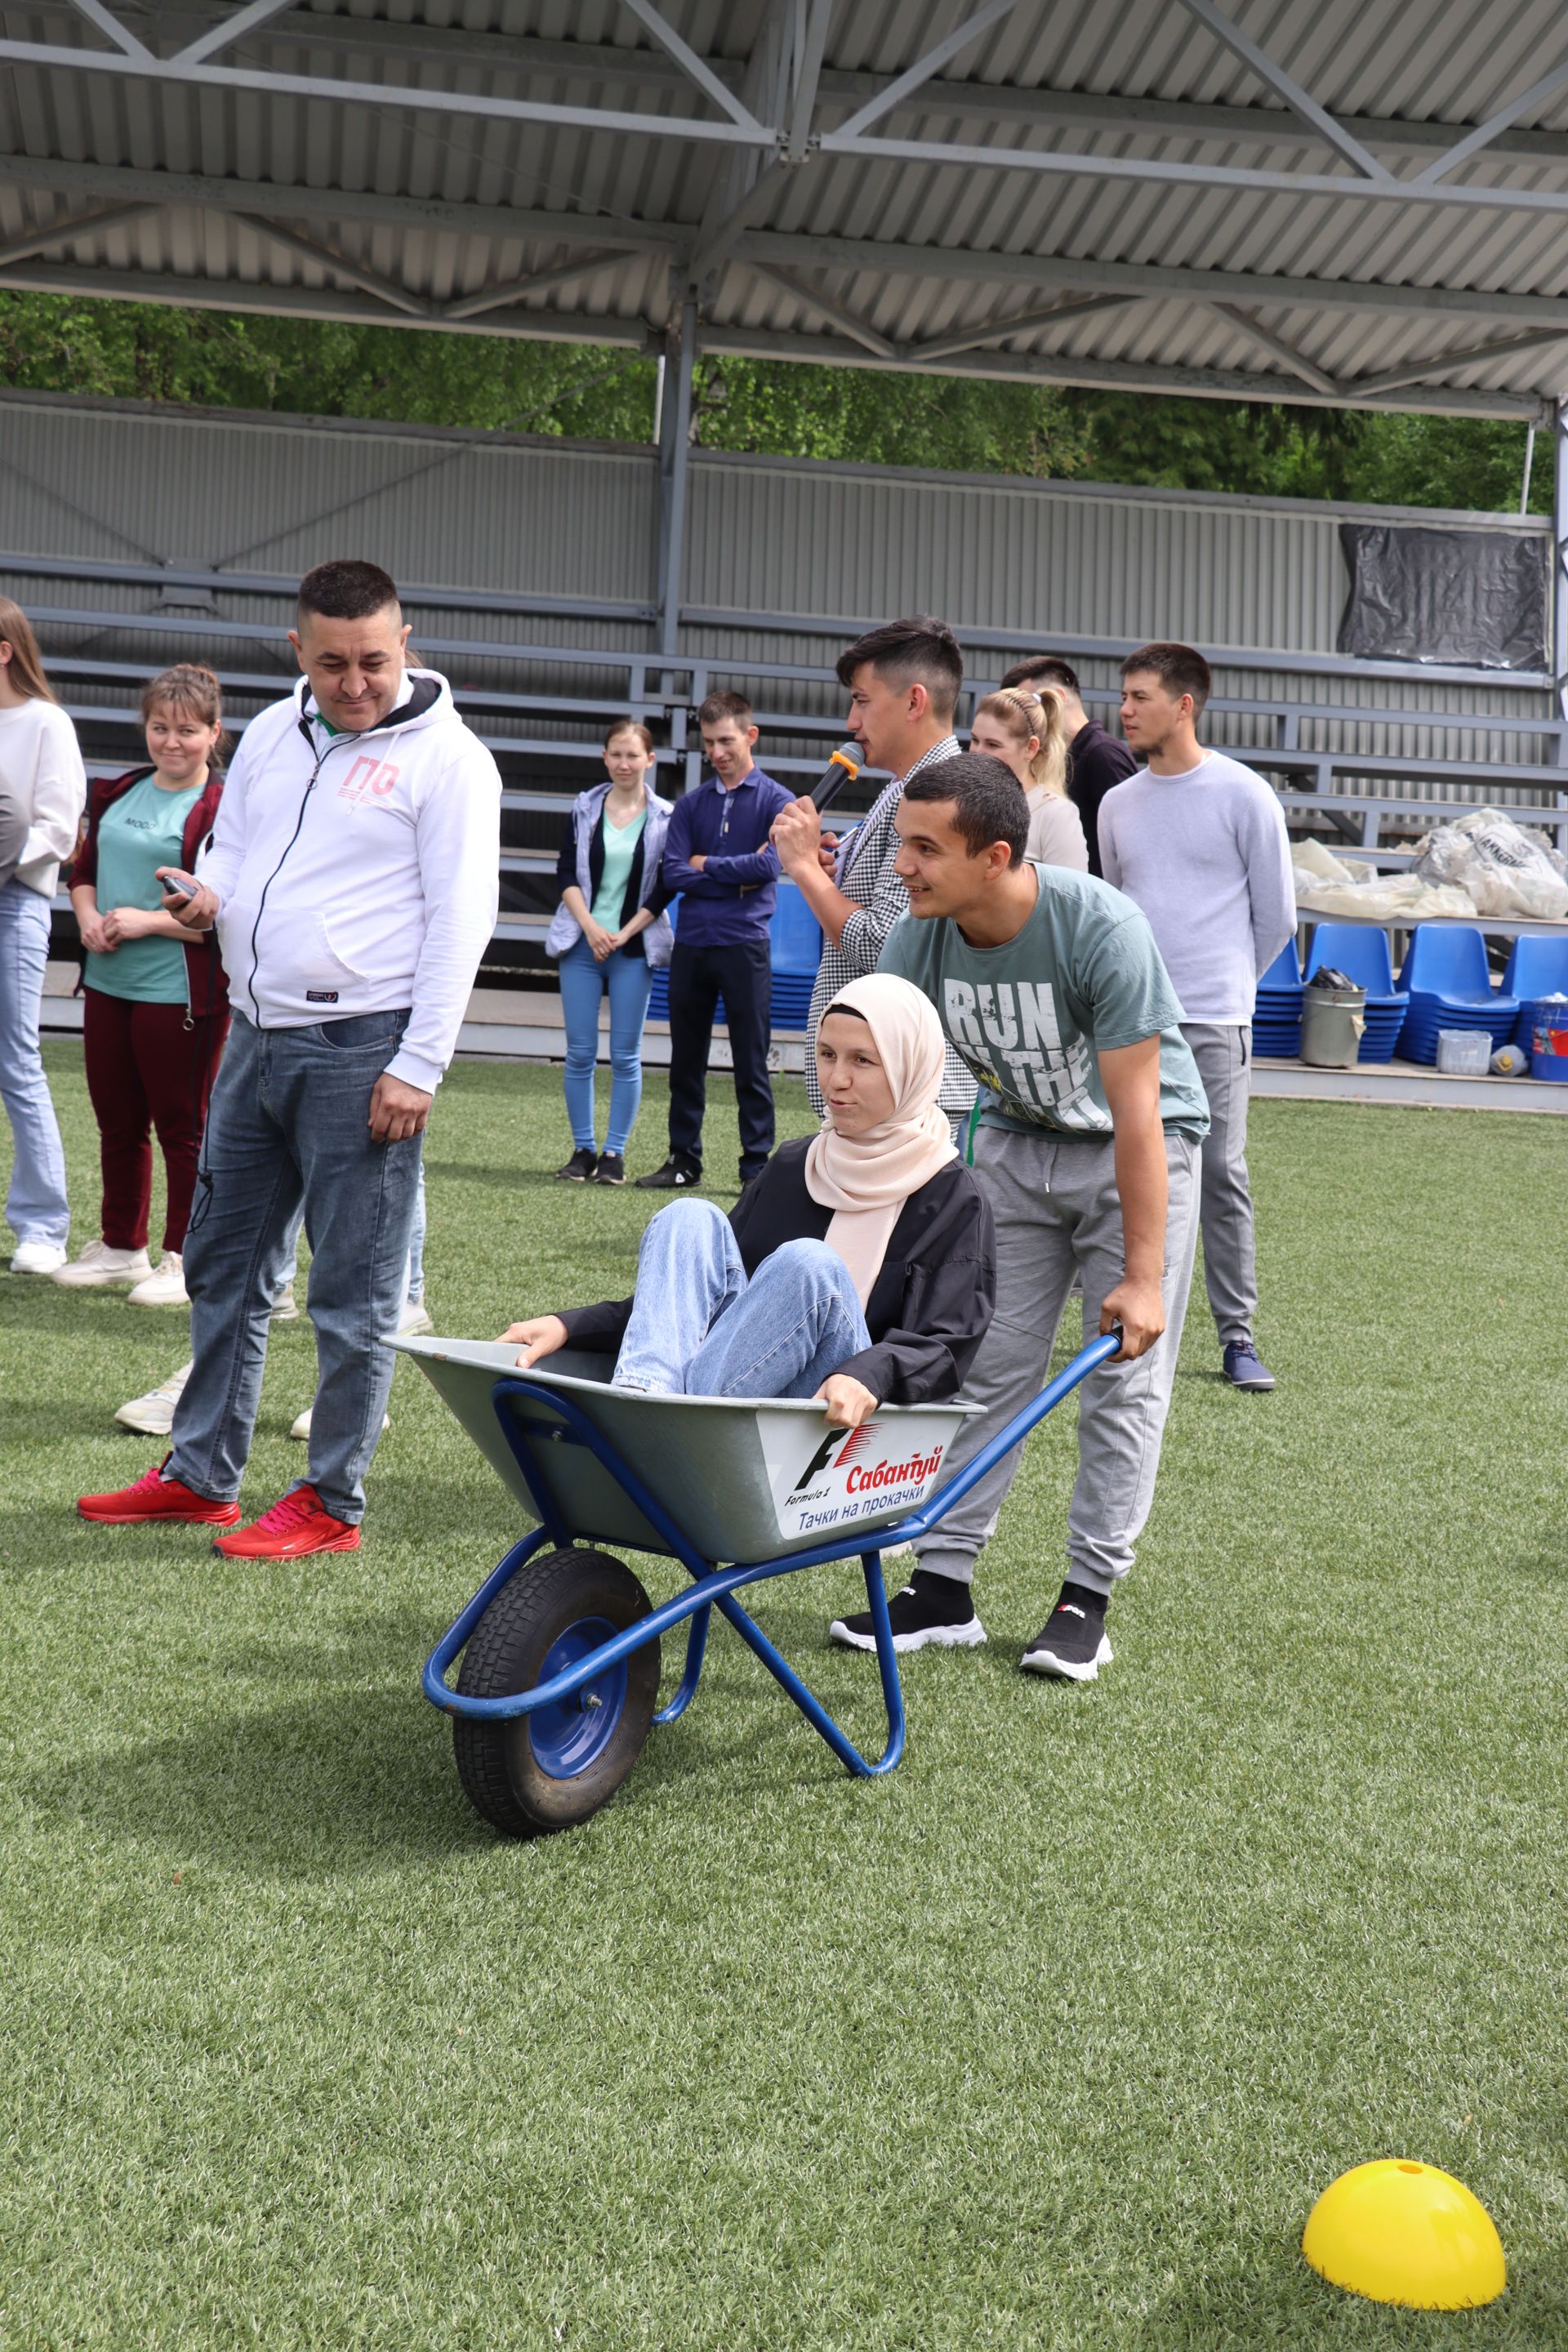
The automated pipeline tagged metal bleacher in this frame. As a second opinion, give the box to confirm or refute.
[26,553,1568,983]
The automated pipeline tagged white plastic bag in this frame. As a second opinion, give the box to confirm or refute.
[1414,808,1568,921]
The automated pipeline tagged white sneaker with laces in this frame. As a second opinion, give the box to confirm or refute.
[114,1360,193,1437]
[127,1251,188,1308]
[397,1295,434,1337]
[53,1239,153,1289]
[290,1405,390,1441]
[10,1240,68,1275]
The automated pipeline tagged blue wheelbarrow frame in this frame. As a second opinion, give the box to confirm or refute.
[422,1330,1120,1781]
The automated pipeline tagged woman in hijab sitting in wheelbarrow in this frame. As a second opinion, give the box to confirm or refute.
[502,969,996,1458]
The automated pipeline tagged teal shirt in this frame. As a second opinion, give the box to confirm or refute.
[86,775,203,1004]
[878,863,1209,1141]
[590,807,646,933]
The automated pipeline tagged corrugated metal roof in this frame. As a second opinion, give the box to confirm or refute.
[5,1,1568,412]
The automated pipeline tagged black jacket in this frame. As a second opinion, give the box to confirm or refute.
[558,1138,996,1405]
[1066,719,1138,880]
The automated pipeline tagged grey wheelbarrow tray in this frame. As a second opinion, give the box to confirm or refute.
[404,1329,1120,1785]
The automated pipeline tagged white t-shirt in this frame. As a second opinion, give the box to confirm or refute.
[0,698,87,898]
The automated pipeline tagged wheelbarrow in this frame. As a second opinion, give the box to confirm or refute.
[399,1329,1120,1838]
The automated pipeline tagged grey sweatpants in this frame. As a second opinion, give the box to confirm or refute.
[915,1125,1200,1601]
[1180,1021,1256,1348]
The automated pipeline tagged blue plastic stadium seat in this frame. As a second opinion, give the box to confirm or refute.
[1502,933,1568,1002]
[646,878,822,1034]
[1255,938,1303,994]
[1395,924,1519,1063]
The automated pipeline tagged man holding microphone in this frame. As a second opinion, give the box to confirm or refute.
[78,559,501,1556]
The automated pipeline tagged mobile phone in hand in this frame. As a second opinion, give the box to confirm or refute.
[159,870,200,904]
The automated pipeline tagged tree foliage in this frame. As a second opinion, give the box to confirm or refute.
[0,290,1544,514]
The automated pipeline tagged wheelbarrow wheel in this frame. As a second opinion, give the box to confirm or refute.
[453,1547,660,1837]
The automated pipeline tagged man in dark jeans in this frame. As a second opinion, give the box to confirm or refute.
[998,654,1136,880]
[639,690,794,1192]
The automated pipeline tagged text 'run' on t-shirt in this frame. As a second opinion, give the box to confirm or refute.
[878,862,1209,1142]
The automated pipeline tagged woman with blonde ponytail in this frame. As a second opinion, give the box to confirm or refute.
[970,686,1088,871]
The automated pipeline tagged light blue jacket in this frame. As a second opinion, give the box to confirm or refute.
[545,780,675,968]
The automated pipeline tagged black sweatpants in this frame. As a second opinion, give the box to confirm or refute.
[666,938,775,1182]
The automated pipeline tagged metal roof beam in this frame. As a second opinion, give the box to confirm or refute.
[1204,303,1343,399]
[443,248,644,323]
[235,213,435,318]
[745,226,1568,331]
[741,260,898,359]
[0,198,159,265]
[1412,52,1568,186]
[786,0,835,163]
[24,7,1568,167]
[813,127,1568,217]
[687,4,796,292]
[0,250,1541,420]
[168,0,297,66]
[63,0,148,60]
[1346,329,1568,399]
[617,0,768,135]
[0,37,774,149]
[695,318,1544,420]
[906,295,1148,363]
[0,150,679,259]
[1167,0,1390,183]
[830,0,1022,142]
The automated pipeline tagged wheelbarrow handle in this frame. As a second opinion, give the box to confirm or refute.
[889,1329,1124,1547]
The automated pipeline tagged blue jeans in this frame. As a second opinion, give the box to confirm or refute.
[279,1162,425,1303]
[613,1198,871,1397]
[0,880,71,1247]
[168,1011,422,1522]
[559,935,654,1156]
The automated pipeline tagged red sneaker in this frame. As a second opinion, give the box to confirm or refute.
[212,1483,361,1560]
[78,1458,241,1526]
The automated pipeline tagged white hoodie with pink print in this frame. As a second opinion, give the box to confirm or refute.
[198,668,501,1096]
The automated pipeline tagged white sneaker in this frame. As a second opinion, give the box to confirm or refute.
[398,1296,434,1337]
[114,1360,193,1437]
[10,1240,68,1275]
[270,1281,300,1323]
[289,1405,390,1441]
[127,1251,188,1307]
[52,1239,153,1289]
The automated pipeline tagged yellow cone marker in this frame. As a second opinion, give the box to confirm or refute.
[1303,2160,1506,2310]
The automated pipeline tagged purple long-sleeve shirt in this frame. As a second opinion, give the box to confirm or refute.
[662,765,797,947]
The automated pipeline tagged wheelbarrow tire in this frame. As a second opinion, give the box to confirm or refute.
[453,1547,660,1838]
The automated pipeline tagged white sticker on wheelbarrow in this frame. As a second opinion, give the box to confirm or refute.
[758,1412,951,1542]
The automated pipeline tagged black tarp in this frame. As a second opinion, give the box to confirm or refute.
[1337,522,1548,670]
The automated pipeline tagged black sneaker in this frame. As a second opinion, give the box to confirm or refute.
[830,1568,986,1655]
[1020,1583,1112,1682]
[555,1147,598,1183]
[635,1155,702,1190]
[592,1151,626,1186]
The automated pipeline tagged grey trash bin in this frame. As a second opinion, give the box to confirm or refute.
[1300,970,1367,1068]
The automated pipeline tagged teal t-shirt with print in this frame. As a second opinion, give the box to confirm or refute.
[86,775,203,1004]
[878,863,1209,1141]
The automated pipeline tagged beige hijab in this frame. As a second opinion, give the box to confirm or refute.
[804,973,957,1307]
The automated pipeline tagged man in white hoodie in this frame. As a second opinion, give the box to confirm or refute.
[78,560,501,1556]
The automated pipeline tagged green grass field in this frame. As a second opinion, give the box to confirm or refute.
[3,1044,1566,2349]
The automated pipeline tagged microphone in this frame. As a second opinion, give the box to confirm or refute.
[809,742,862,816]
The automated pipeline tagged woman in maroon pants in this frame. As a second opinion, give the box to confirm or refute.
[61,664,229,1307]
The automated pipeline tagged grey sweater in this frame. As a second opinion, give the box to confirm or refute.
[1098,751,1295,1025]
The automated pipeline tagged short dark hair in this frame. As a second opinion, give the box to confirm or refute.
[1121,641,1211,715]
[835,615,964,721]
[297,559,401,622]
[902,751,1028,867]
[696,688,755,730]
[1000,654,1080,696]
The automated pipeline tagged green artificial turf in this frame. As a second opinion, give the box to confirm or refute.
[2,1044,1566,2349]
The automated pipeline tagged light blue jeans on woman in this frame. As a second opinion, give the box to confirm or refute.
[0,879,71,1248]
[614,1197,871,1398]
[559,933,655,1156]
